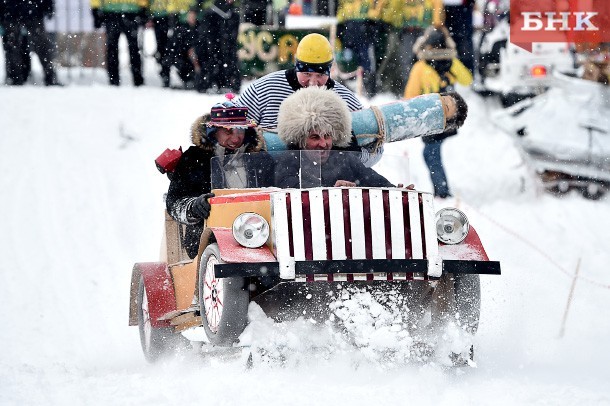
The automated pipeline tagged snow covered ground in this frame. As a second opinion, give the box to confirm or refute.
[1,44,610,405]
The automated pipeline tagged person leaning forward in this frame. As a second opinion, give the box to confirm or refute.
[166,99,275,258]
[274,86,396,189]
[233,33,386,167]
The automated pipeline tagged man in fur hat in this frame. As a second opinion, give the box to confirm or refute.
[275,86,395,189]
[166,99,275,258]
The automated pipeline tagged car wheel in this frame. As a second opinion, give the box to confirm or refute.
[137,275,188,362]
[199,243,250,346]
[581,183,605,200]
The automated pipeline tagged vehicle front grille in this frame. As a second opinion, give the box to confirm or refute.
[271,188,438,281]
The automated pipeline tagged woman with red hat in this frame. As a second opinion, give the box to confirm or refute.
[166,98,275,258]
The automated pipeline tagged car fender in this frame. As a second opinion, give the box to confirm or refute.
[128,262,176,327]
[208,227,276,263]
[438,226,491,261]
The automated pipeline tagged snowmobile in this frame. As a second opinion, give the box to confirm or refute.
[476,17,576,107]
[492,71,610,199]
[131,95,500,366]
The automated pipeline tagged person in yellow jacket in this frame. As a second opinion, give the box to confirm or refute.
[90,0,149,86]
[404,26,471,198]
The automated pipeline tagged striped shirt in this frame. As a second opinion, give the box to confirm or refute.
[234,69,363,130]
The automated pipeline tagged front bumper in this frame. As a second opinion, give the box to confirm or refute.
[215,259,501,280]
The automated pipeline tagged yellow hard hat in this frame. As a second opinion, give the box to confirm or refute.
[295,33,333,65]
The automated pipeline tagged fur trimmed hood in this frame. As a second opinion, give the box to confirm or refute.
[277,86,352,148]
[190,113,265,153]
[413,26,457,61]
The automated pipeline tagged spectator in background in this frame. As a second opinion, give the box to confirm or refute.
[0,22,31,85]
[443,0,475,74]
[399,0,443,93]
[148,0,171,86]
[0,0,61,86]
[372,0,403,94]
[404,26,472,198]
[163,0,203,89]
[196,0,241,93]
[242,0,269,25]
[336,0,376,96]
[90,0,148,86]
[366,0,391,97]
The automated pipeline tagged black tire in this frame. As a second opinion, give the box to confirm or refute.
[453,273,481,335]
[199,243,250,346]
[137,275,189,362]
[581,183,606,200]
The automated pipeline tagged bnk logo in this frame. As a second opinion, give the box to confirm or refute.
[510,0,610,51]
[521,12,598,31]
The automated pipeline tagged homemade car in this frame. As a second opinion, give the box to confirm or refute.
[129,151,501,363]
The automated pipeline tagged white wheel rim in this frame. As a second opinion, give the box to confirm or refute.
[141,286,152,350]
[203,255,223,333]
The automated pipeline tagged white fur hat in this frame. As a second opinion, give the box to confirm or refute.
[277,86,352,148]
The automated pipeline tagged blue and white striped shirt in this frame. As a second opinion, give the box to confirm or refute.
[234,70,363,130]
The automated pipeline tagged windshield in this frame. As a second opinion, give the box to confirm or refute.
[210,150,411,190]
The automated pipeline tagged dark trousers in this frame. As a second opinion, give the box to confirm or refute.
[152,16,170,80]
[104,13,143,86]
[164,22,197,86]
[444,5,475,74]
[423,140,451,198]
[4,18,56,85]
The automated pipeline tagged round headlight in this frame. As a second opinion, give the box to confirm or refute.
[232,213,270,248]
[435,208,469,244]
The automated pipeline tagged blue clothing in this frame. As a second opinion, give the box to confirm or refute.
[423,140,451,198]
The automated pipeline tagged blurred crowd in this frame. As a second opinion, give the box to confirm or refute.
[0,0,506,93]
[3,0,608,93]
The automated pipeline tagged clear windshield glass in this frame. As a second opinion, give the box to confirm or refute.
[210,150,411,190]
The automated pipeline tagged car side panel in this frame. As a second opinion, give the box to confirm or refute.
[129,262,176,328]
[210,227,277,263]
[438,226,490,262]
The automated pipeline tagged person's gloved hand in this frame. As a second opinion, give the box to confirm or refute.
[190,192,215,220]
[441,91,468,131]
[92,8,103,29]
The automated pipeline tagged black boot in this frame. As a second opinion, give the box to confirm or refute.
[44,73,63,86]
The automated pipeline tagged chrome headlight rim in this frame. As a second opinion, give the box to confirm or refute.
[232,212,270,248]
[435,207,470,245]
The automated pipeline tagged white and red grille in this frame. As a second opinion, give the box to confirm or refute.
[271,188,439,281]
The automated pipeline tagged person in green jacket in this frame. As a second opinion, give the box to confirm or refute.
[90,0,149,86]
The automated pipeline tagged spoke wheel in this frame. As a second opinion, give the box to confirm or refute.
[199,243,250,346]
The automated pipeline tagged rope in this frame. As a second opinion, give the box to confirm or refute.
[355,105,386,153]
[458,200,610,290]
